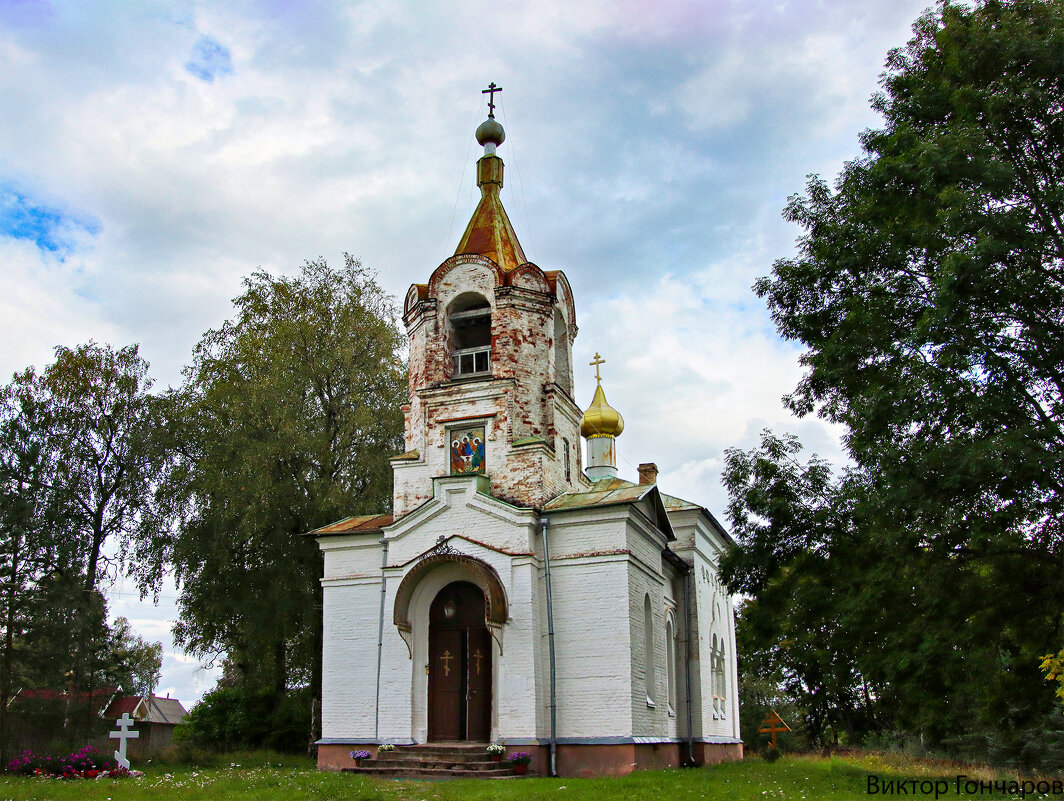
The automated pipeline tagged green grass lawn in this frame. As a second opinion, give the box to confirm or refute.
[0,751,1054,801]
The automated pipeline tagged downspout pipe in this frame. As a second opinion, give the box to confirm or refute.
[539,517,558,778]
[683,566,696,766]
[374,536,389,742]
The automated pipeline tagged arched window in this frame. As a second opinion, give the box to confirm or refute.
[553,308,572,395]
[665,618,676,716]
[711,633,720,719]
[449,293,491,377]
[719,643,727,719]
[562,437,571,482]
[644,594,656,707]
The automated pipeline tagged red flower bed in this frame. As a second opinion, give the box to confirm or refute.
[7,746,124,779]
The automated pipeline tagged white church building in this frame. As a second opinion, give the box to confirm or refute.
[312,96,742,777]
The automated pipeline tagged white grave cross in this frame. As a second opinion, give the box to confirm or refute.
[109,712,139,770]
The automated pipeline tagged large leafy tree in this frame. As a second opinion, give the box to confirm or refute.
[724,0,1063,766]
[146,256,405,749]
[0,347,165,758]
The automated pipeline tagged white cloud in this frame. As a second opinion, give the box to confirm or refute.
[1,0,928,704]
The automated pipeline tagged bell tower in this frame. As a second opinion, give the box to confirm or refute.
[392,87,585,516]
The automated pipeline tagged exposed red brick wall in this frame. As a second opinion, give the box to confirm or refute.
[396,258,581,514]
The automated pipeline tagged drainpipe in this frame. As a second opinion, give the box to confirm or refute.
[683,567,695,766]
[374,536,389,742]
[539,517,558,778]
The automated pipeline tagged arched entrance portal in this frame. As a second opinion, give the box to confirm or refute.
[428,581,492,741]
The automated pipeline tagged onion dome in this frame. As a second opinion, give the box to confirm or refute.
[476,117,505,147]
[580,383,624,439]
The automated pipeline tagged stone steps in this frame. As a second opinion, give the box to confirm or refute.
[342,743,529,780]
[345,764,517,779]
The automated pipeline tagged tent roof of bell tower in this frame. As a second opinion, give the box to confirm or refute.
[454,91,527,273]
[453,165,527,273]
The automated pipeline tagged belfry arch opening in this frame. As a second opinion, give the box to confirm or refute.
[448,293,492,377]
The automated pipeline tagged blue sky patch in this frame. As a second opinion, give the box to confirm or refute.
[0,181,100,257]
[185,35,234,82]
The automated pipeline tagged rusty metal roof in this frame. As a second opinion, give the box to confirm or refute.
[453,156,527,272]
[308,514,393,536]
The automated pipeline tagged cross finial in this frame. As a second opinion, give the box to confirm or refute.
[590,352,606,384]
[109,712,140,770]
[482,82,502,118]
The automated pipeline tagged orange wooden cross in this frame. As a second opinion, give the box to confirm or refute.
[757,709,791,748]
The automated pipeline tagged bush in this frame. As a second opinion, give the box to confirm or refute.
[173,686,312,753]
[762,744,782,762]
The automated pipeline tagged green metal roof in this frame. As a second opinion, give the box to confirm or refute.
[543,477,651,511]
[660,492,700,511]
[543,478,675,541]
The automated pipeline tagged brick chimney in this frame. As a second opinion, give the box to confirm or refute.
[638,463,658,485]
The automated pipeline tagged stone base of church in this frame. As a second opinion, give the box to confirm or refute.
[317,743,381,771]
[537,741,744,777]
[315,740,743,776]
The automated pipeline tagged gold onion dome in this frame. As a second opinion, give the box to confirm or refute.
[580,383,624,439]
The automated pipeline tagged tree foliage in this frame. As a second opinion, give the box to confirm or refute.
[145,256,405,748]
[724,0,1063,767]
[0,344,165,760]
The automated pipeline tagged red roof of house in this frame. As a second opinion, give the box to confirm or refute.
[102,694,188,726]
[13,687,119,715]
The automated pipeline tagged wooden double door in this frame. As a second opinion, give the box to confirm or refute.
[428,581,492,742]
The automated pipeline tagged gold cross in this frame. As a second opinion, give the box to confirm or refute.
[473,649,483,675]
[590,353,605,383]
[440,650,453,677]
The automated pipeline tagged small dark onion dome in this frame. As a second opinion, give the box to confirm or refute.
[476,117,506,147]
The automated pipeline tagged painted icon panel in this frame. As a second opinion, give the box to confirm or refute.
[449,425,486,475]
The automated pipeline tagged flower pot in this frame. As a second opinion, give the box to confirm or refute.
[513,763,528,775]
[354,759,362,767]
[492,753,502,762]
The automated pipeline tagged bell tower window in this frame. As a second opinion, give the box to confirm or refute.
[449,294,492,377]
[553,309,572,396]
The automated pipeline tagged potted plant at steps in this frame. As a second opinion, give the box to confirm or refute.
[487,744,505,762]
[507,751,533,775]
[350,750,371,767]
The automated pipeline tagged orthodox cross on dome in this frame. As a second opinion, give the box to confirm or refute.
[482,82,502,118]
[590,352,606,384]
[109,712,139,770]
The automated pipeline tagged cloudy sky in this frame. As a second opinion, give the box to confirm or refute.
[1,0,933,706]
